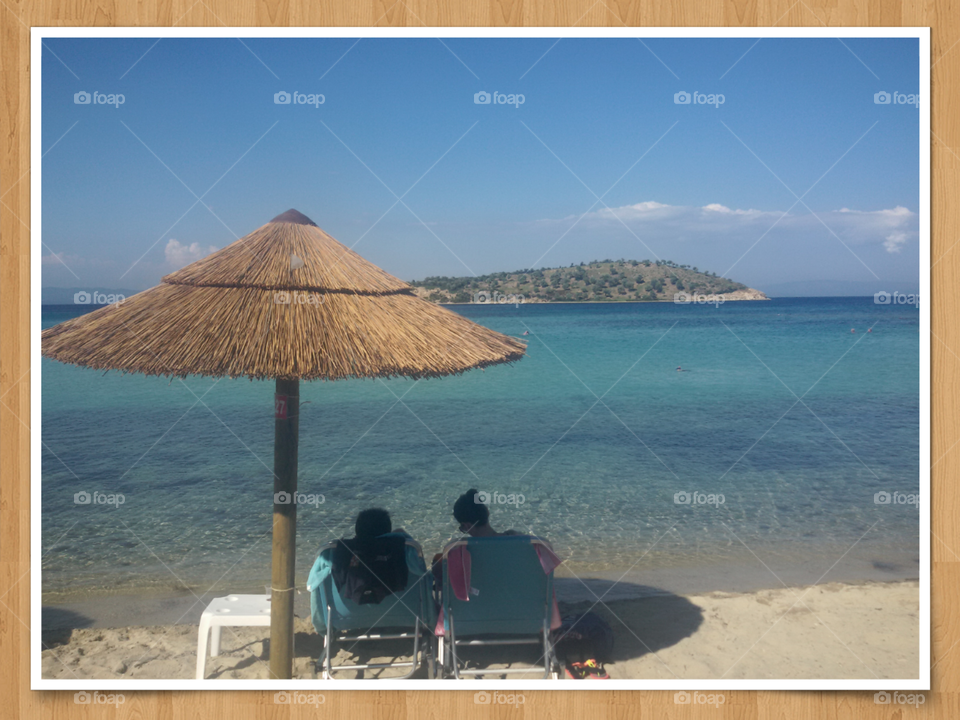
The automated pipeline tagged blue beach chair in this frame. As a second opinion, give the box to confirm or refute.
[439,535,561,679]
[306,534,437,679]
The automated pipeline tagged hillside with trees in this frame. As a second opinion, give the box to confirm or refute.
[410,259,762,303]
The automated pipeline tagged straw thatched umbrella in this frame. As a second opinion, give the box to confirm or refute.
[41,209,525,678]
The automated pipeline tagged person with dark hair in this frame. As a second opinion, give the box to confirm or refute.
[452,489,520,538]
[354,507,392,540]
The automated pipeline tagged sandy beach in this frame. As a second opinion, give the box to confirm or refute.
[41,579,919,681]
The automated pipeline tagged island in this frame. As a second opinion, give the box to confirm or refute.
[410,259,769,304]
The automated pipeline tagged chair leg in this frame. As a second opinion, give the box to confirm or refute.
[210,625,221,657]
[316,639,328,677]
[396,619,421,680]
[543,620,559,679]
[195,618,210,680]
[427,634,437,679]
[322,613,334,680]
[437,635,444,678]
[449,617,461,679]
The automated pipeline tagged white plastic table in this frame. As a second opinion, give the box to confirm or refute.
[196,594,271,680]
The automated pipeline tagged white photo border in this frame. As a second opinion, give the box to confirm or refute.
[31,25,931,692]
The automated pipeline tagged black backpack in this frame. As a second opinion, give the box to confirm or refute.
[553,612,615,664]
[331,536,408,605]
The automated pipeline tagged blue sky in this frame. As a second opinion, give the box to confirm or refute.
[40,36,921,295]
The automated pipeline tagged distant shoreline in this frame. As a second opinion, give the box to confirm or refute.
[42,297,779,308]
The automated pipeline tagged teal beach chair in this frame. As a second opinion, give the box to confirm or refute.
[439,535,561,679]
[306,535,437,679]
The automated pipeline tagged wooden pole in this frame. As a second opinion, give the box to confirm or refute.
[269,377,299,679]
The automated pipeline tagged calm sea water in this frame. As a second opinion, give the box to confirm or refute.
[41,298,921,600]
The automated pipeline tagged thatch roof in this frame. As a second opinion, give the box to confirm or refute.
[41,210,526,380]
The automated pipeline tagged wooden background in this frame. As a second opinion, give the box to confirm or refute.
[1,0,954,717]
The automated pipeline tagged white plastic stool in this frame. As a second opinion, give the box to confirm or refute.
[196,594,271,679]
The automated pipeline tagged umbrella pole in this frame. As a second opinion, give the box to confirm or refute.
[269,377,299,679]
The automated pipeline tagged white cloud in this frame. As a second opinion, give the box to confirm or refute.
[701,203,763,216]
[551,200,917,252]
[164,239,217,268]
[883,231,909,253]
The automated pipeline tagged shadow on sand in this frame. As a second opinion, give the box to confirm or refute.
[41,606,95,648]
[289,580,703,679]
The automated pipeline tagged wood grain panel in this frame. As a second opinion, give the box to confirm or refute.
[1,1,948,717]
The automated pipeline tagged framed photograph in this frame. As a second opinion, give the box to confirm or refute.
[32,27,928,700]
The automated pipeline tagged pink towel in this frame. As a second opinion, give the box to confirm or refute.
[536,544,563,574]
[447,545,473,601]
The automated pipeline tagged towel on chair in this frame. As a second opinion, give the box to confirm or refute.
[331,535,408,605]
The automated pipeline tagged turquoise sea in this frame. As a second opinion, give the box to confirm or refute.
[41,298,921,600]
